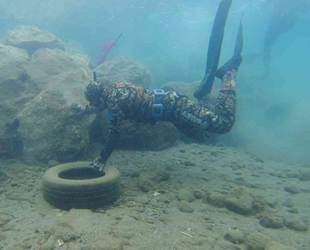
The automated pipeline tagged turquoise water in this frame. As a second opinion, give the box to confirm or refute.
[0,0,309,162]
[1,1,310,249]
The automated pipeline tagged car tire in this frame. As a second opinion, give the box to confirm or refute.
[42,161,120,209]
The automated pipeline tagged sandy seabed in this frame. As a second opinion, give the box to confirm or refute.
[0,141,309,250]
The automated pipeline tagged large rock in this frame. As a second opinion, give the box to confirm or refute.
[5,25,65,56]
[0,44,29,103]
[89,112,180,151]
[283,216,308,231]
[0,44,93,162]
[245,232,270,250]
[119,121,179,151]
[0,44,30,159]
[225,187,268,215]
[17,70,93,162]
[0,27,180,162]
[204,187,268,215]
[94,55,151,88]
[258,213,284,229]
[26,48,91,88]
[178,188,195,203]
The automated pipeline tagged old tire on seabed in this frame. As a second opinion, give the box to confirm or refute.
[42,161,120,209]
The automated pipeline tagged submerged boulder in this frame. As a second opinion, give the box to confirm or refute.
[25,48,91,89]
[94,55,151,88]
[89,111,180,152]
[225,187,268,215]
[17,69,92,163]
[204,187,268,216]
[5,25,65,56]
[0,26,180,163]
[0,44,29,103]
[119,121,179,151]
[0,41,92,162]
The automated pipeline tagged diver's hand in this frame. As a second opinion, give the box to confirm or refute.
[90,156,105,172]
[70,103,85,115]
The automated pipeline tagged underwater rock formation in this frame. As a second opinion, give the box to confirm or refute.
[0,39,92,163]
[0,44,29,103]
[5,25,65,56]
[94,55,151,88]
[0,27,180,163]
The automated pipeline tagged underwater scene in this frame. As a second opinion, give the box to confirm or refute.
[0,0,310,249]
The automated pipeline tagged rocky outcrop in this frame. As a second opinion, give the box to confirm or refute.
[225,187,268,215]
[94,55,151,88]
[89,112,180,152]
[0,26,180,163]
[5,25,65,56]
[0,44,29,103]
[0,42,93,162]
[204,187,268,216]
[16,68,93,163]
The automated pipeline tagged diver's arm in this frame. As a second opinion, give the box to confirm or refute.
[92,109,123,171]
[70,103,101,115]
[99,113,122,164]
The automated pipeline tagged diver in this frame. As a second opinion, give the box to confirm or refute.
[260,0,310,79]
[72,0,243,171]
[74,63,240,171]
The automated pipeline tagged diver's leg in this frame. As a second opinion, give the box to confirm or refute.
[261,13,297,79]
[215,55,242,80]
[205,49,242,133]
[209,69,237,134]
[261,18,279,79]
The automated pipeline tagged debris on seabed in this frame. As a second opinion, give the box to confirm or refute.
[153,191,160,197]
[57,239,64,247]
[180,231,193,237]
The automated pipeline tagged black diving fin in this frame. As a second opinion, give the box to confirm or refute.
[215,13,243,80]
[194,0,233,100]
[234,13,243,57]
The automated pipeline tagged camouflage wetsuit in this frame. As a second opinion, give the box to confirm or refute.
[83,69,237,167]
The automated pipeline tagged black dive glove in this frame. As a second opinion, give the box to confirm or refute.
[90,156,105,173]
[70,103,85,115]
[70,103,99,115]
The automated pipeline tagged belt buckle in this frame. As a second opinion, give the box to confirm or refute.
[152,89,165,118]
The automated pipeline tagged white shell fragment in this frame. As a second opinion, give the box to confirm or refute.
[57,239,64,247]
[153,191,160,197]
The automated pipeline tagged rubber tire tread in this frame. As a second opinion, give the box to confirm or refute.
[42,161,120,209]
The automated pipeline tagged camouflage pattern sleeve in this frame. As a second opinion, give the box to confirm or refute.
[99,106,124,165]
[97,82,146,164]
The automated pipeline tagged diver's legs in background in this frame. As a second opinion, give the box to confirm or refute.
[260,13,298,80]
[261,19,278,80]
[261,48,271,80]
